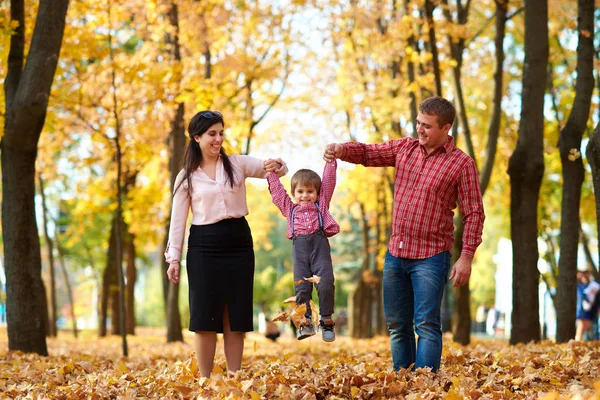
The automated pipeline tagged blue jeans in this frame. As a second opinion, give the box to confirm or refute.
[383,250,450,372]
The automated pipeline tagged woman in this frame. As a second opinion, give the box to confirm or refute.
[576,270,599,341]
[165,110,286,377]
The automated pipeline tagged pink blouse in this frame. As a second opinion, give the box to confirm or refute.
[164,155,287,265]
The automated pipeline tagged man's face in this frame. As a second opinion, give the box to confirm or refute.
[416,112,451,154]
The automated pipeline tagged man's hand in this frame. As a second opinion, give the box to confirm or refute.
[167,263,180,284]
[449,255,472,287]
[324,143,343,162]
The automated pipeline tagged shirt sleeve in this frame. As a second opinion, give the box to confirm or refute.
[458,159,485,258]
[164,170,191,264]
[319,159,337,208]
[266,172,293,218]
[236,155,289,179]
[340,139,405,167]
[583,281,600,303]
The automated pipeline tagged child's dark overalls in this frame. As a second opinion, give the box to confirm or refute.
[291,202,335,320]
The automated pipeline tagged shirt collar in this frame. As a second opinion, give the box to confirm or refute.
[442,135,456,153]
[420,135,455,156]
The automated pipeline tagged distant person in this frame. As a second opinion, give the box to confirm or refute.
[486,308,497,336]
[266,160,340,342]
[165,110,287,377]
[336,308,348,335]
[265,318,281,342]
[324,96,485,372]
[576,270,600,341]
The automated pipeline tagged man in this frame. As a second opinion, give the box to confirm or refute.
[323,96,484,372]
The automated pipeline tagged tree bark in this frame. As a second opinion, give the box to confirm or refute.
[555,0,595,343]
[107,1,128,355]
[580,223,599,281]
[451,215,470,345]
[403,0,419,137]
[100,216,117,337]
[479,0,507,195]
[125,232,136,335]
[424,0,442,96]
[163,0,185,343]
[439,0,478,345]
[2,0,69,355]
[586,121,600,284]
[39,173,57,337]
[55,237,78,338]
[349,202,373,338]
[507,0,548,345]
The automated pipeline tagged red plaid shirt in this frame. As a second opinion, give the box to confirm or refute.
[267,160,340,239]
[340,136,484,259]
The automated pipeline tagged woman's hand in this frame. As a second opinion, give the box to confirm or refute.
[167,263,180,284]
[263,158,283,173]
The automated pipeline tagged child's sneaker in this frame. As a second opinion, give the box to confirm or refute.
[297,322,316,340]
[320,319,336,342]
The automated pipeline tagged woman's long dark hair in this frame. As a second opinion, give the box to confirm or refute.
[173,111,237,198]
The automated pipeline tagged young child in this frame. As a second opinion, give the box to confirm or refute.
[266,159,340,342]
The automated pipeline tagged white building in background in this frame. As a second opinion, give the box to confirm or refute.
[492,237,557,339]
[493,236,593,340]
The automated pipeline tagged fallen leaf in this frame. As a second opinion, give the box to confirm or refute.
[271,311,289,322]
[304,275,321,284]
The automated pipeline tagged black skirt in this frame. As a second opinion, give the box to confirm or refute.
[186,217,255,333]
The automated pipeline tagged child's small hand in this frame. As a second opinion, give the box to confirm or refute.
[324,144,343,162]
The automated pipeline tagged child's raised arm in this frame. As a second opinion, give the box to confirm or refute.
[266,172,294,218]
[319,159,337,208]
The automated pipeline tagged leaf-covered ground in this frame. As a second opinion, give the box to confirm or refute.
[0,328,599,399]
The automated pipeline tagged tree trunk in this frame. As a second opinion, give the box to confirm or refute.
[111,283,120,335]
[555,0,595,343]
[349,202,373,338]
[586,121,600,283]
[39,173,57,337]
[451,215,470,345]
[55,238,78,338]
[2,0,69,355]
[424,0,442,96]
[162,0,186,342]
[439,0,478,344]
[507,0,548,345]
[374,180,388,335]
[107,2,128,356]
[480,0,507,195]
[99,216,118,337]
[403,0,419,137]
[126,232,136,335]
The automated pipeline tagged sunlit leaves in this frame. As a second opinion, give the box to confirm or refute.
[0,330,599,398]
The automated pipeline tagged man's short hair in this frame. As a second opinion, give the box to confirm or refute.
[419,96,456,128]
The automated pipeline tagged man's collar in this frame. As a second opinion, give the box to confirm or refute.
[442,135,455,153]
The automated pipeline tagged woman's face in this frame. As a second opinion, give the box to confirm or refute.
[195,122,224,158]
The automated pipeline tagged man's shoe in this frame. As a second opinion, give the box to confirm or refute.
[297,322,316,340]
[320,319,336,342]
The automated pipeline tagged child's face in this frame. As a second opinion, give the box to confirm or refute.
[294,184,318,205]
